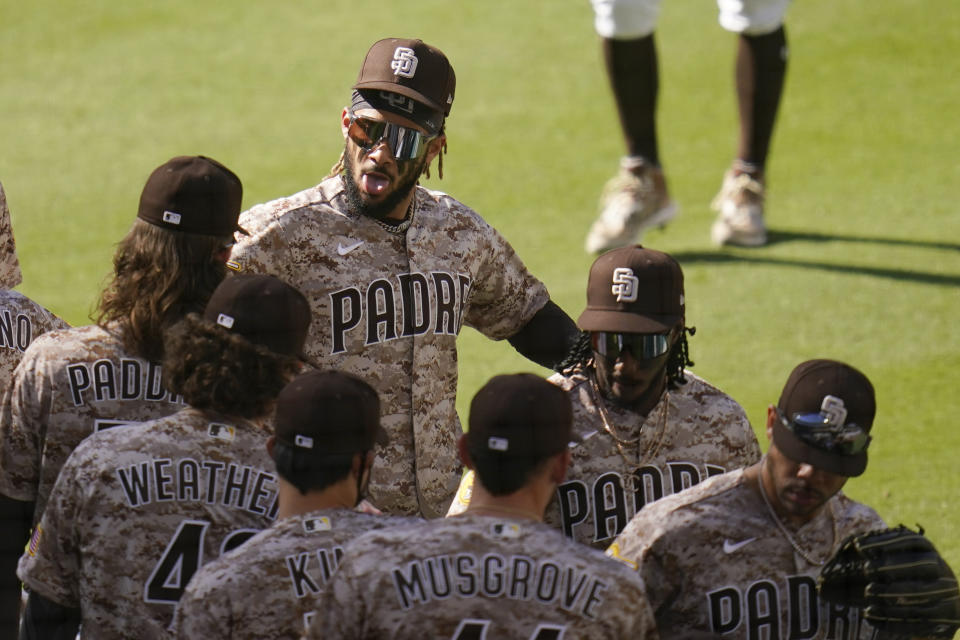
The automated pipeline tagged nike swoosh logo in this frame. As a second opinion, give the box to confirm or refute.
[723,537,757,554]
[337,240,364,256]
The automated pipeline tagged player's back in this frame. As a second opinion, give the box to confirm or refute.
[0,323,185,521]
[0,289,68,397]
[309,512,659,639]
[175,509,421,640]
[18,406,278,638]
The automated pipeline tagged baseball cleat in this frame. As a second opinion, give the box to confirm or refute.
[585,159,678,254]
[710,170,767,247]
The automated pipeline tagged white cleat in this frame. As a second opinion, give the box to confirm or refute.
[585,159,678,254]
[710,170,767,247]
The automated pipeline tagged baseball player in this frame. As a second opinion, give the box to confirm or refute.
[228,37,578,518]
[0,181,70,394]
[0,156,242,637]
[448,245,761,549]
[174,369,420,639]
[584,0,790,251]
[0,181,69,636]
[607,359,888,638]
[0,155,244,525]
[306,373,660,639]
[16,273,311,639]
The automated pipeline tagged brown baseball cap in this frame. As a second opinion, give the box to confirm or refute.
[353,38,456,120]
[577,245,685,334]
[773,359,876,477]
[467,373,573,458]
[203,274,311,358]
[137,155,245,237]
[273,370,387,461]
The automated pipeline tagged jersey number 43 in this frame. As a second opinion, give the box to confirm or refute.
[144,519,258,604]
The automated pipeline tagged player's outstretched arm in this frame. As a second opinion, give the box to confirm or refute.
[18,590,80,640]
[507,300,580,371]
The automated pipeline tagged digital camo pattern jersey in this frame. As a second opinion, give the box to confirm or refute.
[18,407,278,639]
[0,290,69,400]
[606,469,887,639]
[175,509,421,640]
[306,512,660,639]
[447,370,761,549]
[0,179,69,399]
[0,322,185,522]
[230,176,550,518]
[0,181,23,288]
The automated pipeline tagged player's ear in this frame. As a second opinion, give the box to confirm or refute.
[766,405,777,441]
[266,435,276,458]
[551,449,572,484]
[340,107,352,138]
[351,452,365,476]
[457,434,474,470]
[424,133,445,165]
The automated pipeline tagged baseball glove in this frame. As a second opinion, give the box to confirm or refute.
[818,525,960,638]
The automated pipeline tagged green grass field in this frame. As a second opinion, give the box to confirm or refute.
[2,0,957,565]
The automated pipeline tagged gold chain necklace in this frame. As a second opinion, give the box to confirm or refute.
[587,373,669,492]
[757,458,837,566]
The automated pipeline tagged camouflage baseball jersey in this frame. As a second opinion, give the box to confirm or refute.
[229,176,550,518]
[174,509,421,639]
[447,370,761,549]
[0,290,69,400]
[0,322,185,522]
[0,180,70,400]
[606,468,887,639]
[306,512,660,639]
[0,181,23,289]
[17,407,278,638]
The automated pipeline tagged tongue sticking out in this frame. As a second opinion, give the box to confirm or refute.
[361,173,390,196]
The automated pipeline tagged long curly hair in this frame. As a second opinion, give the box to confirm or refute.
[162,314,303,419]
[96,220,231,362]
[556,327,696,390]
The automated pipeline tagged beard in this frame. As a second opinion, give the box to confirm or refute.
[342,151,426,221]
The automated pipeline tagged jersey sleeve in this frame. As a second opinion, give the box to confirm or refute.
[606,503,681,615]
[228,203,292,278]
[460,220,549,340]
[0,339,54,501]
[16,443,90,607]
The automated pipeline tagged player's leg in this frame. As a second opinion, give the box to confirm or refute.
[711,0,790,247]
[585,0,677,254]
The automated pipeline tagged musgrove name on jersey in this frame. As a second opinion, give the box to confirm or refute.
[392,553,609,618]
[0,311,35,353]
[708,576,865,639]
[66,359,185,406]
[329,271,471,354]
[116,457,279,519]
[286,546,345,597]
[558,462,728,543]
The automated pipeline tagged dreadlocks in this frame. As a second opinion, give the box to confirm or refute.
[665,326,696,389]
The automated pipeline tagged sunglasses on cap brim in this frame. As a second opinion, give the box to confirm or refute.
[775,407,871,456]
[591,331,671,361]
[346,112,435,161]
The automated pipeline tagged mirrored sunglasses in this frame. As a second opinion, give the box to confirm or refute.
[591,331,671,361]
[347,113,434,161]
[776,407,871,456]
